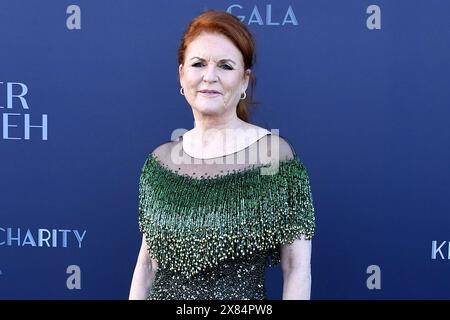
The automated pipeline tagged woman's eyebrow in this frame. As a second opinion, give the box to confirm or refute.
[220,59,236,65]
[190,57,236,65]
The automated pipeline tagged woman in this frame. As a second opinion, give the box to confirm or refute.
[129,10,315,300]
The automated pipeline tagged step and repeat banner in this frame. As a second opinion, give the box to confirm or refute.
[1,1,449,299]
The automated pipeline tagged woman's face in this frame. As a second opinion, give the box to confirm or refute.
[179,32,250,118]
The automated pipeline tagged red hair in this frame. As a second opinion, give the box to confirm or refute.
[178,11,257,122]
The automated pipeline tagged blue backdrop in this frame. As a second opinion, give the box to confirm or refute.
[1,0,449,299]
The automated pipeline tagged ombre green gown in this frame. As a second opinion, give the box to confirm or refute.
[138,133,315,300]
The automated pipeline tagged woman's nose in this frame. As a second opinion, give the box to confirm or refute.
[203,64,218,83]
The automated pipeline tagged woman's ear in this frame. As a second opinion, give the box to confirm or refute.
[178,64,184,87]
[242,69,251,92]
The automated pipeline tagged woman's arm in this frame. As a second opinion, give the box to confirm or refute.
[280,236,312,300]
[129,235,158,300]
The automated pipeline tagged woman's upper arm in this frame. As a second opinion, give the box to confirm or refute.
[280,236,312,273]
[138,235,158,270]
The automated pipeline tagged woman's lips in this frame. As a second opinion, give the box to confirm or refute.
[198,90,221,97]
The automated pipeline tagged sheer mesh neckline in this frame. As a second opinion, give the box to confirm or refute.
[148,132,298,181]
[149,153,299,182]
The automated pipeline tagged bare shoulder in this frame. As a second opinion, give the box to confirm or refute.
[244,124,271,136]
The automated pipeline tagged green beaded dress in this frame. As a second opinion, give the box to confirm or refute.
[138,133,315,300]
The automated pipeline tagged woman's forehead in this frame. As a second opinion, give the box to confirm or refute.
[185,33,243,63]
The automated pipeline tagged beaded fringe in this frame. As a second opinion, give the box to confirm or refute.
[138,153,315,279]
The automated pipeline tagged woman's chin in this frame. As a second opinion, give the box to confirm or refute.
[193,104,226,115]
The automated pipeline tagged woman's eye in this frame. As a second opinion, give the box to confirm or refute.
[192,62,204,67]
[220,64,233,70]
